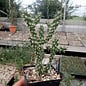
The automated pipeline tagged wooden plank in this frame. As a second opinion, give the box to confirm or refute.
[66,46,86,53]
[0,39,86,54]
[0,40,28,47]
[43,44,86,54]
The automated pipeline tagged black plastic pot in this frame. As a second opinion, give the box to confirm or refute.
[27,79,60,86]
[71,73,86,79]
[22,65,62,86]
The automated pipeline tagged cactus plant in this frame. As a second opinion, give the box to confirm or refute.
[24,12,64,80]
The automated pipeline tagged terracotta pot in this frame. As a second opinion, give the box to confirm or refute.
[9,25,16,33]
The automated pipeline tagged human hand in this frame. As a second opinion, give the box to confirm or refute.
[13,76,25,86]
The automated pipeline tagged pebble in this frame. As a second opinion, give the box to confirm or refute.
[24,67,61,82]
[0,64,16,85]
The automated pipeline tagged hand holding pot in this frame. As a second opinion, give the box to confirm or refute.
[13,76,25,86]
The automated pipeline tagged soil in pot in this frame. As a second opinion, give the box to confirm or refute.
[22,65,62,86]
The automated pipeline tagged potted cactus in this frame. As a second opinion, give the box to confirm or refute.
[8,0,17,33]
[23,12,65,86]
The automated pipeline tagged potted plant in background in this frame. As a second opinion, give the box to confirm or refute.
[8,0,17,33]
[59,57,86,86]
[59,57,86,76]
[23,12,65,86]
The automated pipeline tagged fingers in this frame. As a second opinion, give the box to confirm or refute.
[13,76,25,86]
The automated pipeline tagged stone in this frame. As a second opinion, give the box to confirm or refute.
[0,64,16,85]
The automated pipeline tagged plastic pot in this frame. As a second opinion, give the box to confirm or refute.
[22,65,62,86]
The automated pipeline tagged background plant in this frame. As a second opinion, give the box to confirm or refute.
[59,56,85,86]
[62,0,76,19]
[60,72,82,86]
[0,0,22,17]
[28,0,62,19]
[28,0,75,19]
[83,13,86,21]
[8,0,18,25]
[0,46,34,69]
[0,0,9,17]
[60,57,86,74]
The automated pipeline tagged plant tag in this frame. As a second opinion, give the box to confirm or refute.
[42,58,49,65]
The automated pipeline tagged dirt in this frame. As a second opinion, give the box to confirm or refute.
[0,64,16,85]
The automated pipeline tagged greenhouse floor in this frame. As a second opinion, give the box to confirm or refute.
[0,64,15,85]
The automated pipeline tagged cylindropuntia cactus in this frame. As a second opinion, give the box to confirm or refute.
[24,12,65,80]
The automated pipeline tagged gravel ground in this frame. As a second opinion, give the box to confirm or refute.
[0,64,16,86]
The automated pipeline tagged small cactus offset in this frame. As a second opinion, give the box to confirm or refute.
[24,12,64,80]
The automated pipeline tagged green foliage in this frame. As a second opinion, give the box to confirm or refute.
[24,12,65,80]
[83,16,86,21]
[83,8,86,21]
[60,72,74,86]
[0,0,21,17]
[0,46,34,69]
[60,57,86,74]
[8,0,17,25]
[28,0,62,19]
[28,0,75,19]
[62,0,76,19]
[0,0,9,17]
[15,1,22,18]
[60,72,82,86]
